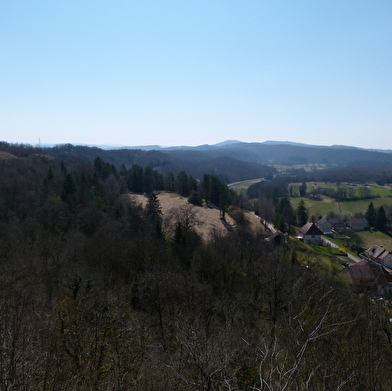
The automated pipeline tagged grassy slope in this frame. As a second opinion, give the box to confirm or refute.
[130,192,264,240]
[291,196,340,217]
[357,230,392,250]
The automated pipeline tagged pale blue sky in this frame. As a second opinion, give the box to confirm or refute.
[1,1,391,148]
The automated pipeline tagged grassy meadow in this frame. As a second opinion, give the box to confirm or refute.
[231,178,392,221]
[290,182,392,218]
[228,178,263,193]
[356,230,392,250]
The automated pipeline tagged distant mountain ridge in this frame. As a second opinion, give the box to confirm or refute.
[41,140,392,153]
[84,140,392,154]
[6,140,392,183]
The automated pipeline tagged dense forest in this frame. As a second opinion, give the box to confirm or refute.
[1,143,392,390]
[44,143,276,184]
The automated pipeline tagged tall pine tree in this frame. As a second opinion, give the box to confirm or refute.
[297,200,308,227]
[376,206,387,231]
[365,202,376,227]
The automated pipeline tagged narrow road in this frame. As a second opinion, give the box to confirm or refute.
[322,236,361,263]
[250,212,276,234]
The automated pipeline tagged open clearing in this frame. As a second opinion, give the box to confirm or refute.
[129,192,237,241]
[356,230,392,250]
[228,178,263,193]
[289,182,392,218]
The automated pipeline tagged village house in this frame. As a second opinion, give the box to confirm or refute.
[346,218,368,231]
[341,260,374,287]
[316,218,333,236]
[342,259,392,298]
[298,222,324,245]
[265,230,287,245]
[366,244,392,269]
[328,217,345,230]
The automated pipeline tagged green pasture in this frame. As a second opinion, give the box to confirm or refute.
[292,196,392,219]
[291,196,340,218]
[229,179,263,193]
[290,182,392,218]
[292,240,344,279]
[305,181,392,197]
[356,230,392,250]
[339,198,392,214]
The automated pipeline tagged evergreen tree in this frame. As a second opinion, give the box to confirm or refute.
[176,171,189,197]
[188,190,203,206]
[146,191,163,237]
[299,180,307,197]
[128,164,144,192]
[365,202,376,227]
[297,200,308,227]
[219,184,229,219]
[61,173,76,206]
[165,172,176,192]
[376,206,387,231]
[276,197,296,226]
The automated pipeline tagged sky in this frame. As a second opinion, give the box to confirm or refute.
[1,1,392,149]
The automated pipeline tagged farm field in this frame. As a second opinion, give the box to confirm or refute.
[290,182,392,218]
[356,230,392,250]
[291,196,392,219]
[228,178,263,193]
[291,196,340,218]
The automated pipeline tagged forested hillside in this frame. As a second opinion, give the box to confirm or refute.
[1,144,392,390]
[42,143,276,183]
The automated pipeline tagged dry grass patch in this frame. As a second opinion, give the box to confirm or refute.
[0,151,18,160]
[129,192,237,241]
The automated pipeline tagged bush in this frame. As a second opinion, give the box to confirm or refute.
[188,190,203,206]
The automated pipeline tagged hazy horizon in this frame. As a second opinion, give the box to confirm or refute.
[3,139,389,152]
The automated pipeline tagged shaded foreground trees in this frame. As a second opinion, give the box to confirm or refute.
[0,148,392,390]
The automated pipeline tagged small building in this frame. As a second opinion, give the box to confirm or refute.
[368,261,392,297]
[347,218,368,231]
[341,259,392,297]
[329,217,345,230]
[265,230,287,245]
[298,222,324,245]
[316,218,333,236]
[341,260,374,286]
[366,244,392,269]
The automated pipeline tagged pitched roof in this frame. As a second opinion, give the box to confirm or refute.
[298,222,324,236]
[348,218,368,227]
[348,260,374,281]
[265,230,286,242]
[367,244,388,259]
[329,217,344,224]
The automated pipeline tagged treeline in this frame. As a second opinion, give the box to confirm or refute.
[247,177,290,199]
[1,146,392,389]
[310,185,379,201]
